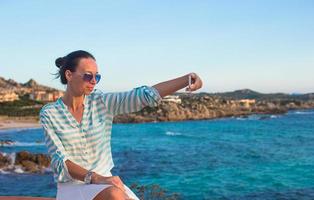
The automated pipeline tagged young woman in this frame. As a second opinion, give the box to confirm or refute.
[39,50,203,200]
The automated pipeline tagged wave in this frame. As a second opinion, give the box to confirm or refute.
[15,127,41,131]
[293,111,314,115]
[164,131,209,140]
[234,114,281,121]
[13,166,25,174]
[0,127,41,133]
[0,141,45,147]
[0,167,52,175]
[0,169,11,174]
[235,115,260,120]
[165,131,183,136]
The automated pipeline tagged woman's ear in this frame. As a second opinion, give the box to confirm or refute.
[65,70,73,83]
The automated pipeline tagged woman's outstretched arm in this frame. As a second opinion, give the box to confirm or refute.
[152,72,203,98]
[99,72,202,116]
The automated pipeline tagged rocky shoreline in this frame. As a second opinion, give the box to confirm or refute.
[1,75,314,127]
[0,151,51,174]
[113,93,314,123]
[1,92,314,129]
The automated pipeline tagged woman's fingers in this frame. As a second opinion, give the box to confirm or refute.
[97,176,125,192]
[112,176,126,192]
[96,176,132,200]
[110,181,125,193]
[94,175,126,193]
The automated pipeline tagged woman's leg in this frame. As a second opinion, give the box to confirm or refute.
[93,186,126,200]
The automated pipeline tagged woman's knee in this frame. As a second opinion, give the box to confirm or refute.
[93,186,125,200]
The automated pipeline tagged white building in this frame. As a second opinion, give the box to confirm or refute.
[30,90,64,102]
[0,91,19,102]
[162,95,181,104]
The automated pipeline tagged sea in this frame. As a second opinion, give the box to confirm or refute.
[0,109,314,200]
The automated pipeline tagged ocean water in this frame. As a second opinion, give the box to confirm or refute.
[0,109,314,199]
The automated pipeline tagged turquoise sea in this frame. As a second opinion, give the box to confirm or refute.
[0,109,314,199]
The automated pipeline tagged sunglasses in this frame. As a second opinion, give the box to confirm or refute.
[77,72,101,84]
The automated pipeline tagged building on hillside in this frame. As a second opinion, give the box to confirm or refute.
[162,95,181,104]
[30,90,64,102]
[0,91,19,102]
[235,99,256,107]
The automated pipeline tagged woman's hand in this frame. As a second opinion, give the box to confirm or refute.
[91,173,126,193]
[92,173,136,199]
[186,72,203,92]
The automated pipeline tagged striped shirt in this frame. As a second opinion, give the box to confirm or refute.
[39,85,162,183]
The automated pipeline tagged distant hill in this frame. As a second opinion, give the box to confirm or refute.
[0,76,60,92]
[209,89,314,101]
[175,88,314,101]
[212,89,263,99]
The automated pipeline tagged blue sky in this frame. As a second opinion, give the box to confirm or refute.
[0,0,313,93]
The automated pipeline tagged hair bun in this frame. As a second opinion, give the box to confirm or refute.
[55,57,66,68]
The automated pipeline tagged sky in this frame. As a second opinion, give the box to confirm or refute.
[0,0,313,94]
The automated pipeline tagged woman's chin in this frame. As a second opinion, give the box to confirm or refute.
[85,89,94,95]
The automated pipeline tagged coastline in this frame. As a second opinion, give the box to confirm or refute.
[0,119,41,131]
[0,107,313,131]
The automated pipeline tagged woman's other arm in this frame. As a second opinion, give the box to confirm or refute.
[64,159,127,194]
[39,110,73,182]
[39,110,126,191]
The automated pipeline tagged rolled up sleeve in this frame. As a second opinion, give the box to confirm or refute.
[101,85,163,116]
[39,110,72,182]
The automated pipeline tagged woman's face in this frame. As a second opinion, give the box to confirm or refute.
[65,57,99,96]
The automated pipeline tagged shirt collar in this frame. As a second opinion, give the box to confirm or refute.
[56,95,89,128]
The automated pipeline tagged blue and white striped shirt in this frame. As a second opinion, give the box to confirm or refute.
[39,85,162,183]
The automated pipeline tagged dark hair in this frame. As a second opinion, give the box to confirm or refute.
[53,50,96,84]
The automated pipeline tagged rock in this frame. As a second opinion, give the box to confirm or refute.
[0,152,10,168]
[15,151,31,165]
[21,160,38,173]
[0,151,51,173]
[36,154,50,167]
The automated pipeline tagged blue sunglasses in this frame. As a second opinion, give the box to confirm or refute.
[78,72,101,84]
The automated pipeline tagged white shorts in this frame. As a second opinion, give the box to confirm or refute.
[56,171,139,200]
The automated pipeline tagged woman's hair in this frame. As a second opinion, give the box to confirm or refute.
[53,50,96,84]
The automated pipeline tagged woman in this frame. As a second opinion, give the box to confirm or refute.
[39,50,203,200]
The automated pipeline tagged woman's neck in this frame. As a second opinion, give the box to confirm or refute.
[62,90,85,112]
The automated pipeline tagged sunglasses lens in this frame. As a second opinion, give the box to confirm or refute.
[95,74,101,83]
[83,74,93,82]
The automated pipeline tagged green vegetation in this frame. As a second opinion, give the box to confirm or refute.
[0,95,43,116]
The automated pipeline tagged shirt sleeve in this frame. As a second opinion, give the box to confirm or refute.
[39,109,72,182]
[101,85,163,116]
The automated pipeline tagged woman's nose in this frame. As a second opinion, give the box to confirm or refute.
[90,76,97,84]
